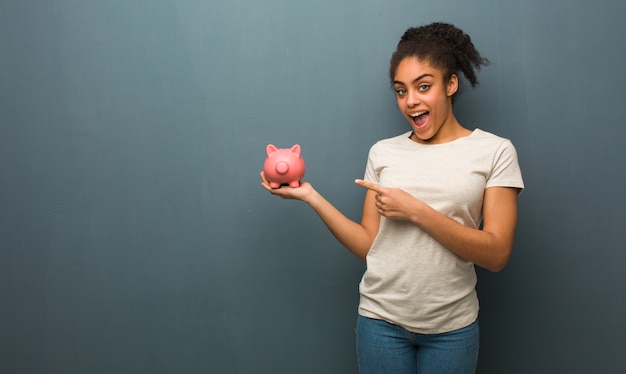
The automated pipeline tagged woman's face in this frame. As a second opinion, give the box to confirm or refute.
[393,57,459,144]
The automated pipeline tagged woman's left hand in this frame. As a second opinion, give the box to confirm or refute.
[354,179,421,221]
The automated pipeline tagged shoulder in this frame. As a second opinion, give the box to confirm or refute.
[470,129,513,146]
[372,131,412,146]
[369,131,412,152]
[466,129,519,156]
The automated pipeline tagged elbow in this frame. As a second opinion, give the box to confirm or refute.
[488,261,507,273]
[473,257,508,273]
[485,249,512,273]
[479,233,514,272]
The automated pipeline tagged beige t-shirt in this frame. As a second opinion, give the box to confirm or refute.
[359,129,524,334]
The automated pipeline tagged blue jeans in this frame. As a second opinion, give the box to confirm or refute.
[356,315,479,374]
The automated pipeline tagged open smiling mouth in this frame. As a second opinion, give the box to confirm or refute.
[410,111,429,128]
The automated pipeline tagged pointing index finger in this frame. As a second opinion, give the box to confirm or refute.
[354,179,384,193]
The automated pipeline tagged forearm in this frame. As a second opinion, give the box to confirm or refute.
[305,190,374,261]
[410,201,513,272]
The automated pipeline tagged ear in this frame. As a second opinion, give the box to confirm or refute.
[446,74,459,97]
[290,144,301,157]
[266,144,278,157]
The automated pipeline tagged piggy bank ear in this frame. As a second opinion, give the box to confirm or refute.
[290,144,301,157]
[266,144,278,157]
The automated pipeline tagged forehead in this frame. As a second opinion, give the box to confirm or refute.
[394,57,443,82]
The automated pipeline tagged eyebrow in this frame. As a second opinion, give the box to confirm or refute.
[393,73,435,86]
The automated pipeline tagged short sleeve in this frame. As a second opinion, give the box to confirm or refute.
[487,140,525,192]
[363,144,381,184]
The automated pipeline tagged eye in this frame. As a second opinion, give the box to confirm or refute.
[418,84,431,92]
[395,88,407,96]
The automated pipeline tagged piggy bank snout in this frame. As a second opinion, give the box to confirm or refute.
[275,161,289,174]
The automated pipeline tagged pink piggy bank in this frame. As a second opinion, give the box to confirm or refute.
[263,144,306,188]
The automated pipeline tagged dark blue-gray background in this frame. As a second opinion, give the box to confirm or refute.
[1,1,624,373]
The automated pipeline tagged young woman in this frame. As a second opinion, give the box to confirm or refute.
[260,22,524,374]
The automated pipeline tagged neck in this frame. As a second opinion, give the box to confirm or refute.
[410,114,470,144]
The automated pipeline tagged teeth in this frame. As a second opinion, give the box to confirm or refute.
[409,111,427,117]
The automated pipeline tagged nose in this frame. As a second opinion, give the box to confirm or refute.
[406,89,419,107]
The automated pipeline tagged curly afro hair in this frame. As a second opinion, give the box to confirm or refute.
[390,22,490,100]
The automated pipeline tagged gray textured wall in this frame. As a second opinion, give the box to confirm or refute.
[1,0,624,373]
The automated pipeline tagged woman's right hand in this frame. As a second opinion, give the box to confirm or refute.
[260,171,315,203]
[260,172,376,260]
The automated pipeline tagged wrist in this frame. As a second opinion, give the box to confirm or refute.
[303,188,321,206]
[409,199,429,226]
